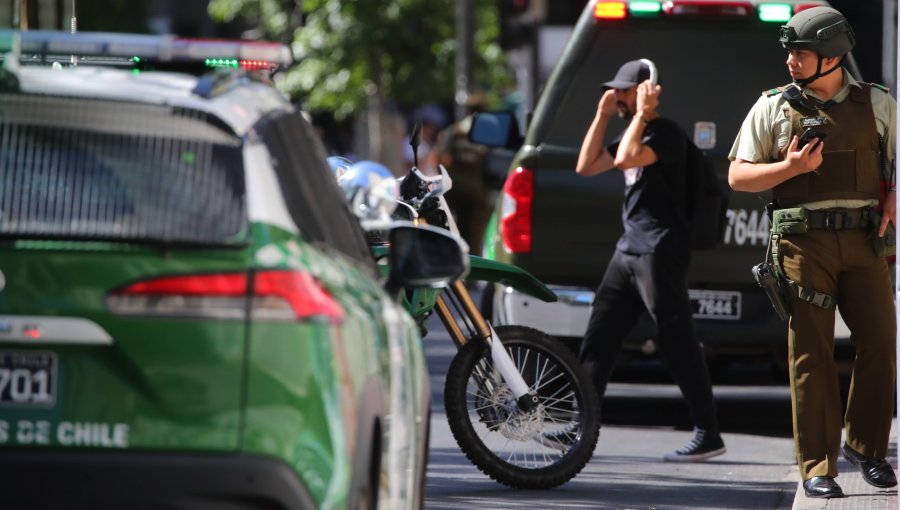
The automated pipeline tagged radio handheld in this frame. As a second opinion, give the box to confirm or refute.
[797,127,827,150]
[639,58,658,85]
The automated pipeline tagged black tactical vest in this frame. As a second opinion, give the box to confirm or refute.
[772,83,881,207]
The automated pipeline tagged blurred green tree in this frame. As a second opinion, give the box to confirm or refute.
[208,0,512,159]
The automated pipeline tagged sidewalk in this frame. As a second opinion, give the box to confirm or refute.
[792,420,898,510]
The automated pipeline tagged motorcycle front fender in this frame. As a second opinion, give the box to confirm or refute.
[467,255,557,303]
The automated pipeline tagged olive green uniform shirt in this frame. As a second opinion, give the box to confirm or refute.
[728,69,896,210]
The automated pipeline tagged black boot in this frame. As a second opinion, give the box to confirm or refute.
[842,443,898,488]
[803,476,844,498]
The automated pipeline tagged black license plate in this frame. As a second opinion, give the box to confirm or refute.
[0,351,57,406]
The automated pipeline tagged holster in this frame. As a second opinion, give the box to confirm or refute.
[752,204,793,321]
[870,211,896,258]
[752,261,792,321]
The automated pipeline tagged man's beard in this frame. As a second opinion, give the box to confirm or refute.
[616,101,634,119]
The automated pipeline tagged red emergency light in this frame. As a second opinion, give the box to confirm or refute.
[794,3,829,13]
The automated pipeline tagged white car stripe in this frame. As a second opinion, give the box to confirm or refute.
[0,316,113,345]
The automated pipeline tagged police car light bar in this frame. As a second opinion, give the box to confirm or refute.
[795,2,828,12]
[662,1,754,17]
[594,1,805,22]
[759,3,792,22]
[0,30,292,68]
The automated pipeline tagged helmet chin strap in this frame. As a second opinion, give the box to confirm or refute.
[793,55,844,87]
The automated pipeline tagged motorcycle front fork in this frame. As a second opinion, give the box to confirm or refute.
[434,280,538,412]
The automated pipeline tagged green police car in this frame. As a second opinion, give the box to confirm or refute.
[0,30,463,510]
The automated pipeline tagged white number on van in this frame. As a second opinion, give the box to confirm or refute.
[724,208,770,246]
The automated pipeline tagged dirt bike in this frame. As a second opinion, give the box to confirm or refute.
[364,124,601,489]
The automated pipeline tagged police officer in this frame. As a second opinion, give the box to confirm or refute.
[728,6,897,499]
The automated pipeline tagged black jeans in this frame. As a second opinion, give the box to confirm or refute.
[578,249,719,432]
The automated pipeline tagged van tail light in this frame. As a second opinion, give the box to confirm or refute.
[106,271,343,323]
[501,167,534,254]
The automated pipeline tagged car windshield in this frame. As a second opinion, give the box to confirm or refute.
[0,94,247,246]
[543,20,861,156]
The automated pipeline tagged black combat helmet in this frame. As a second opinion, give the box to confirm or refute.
[779,6,855,58]
[778,6,854,87]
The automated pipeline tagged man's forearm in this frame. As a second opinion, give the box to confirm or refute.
[576,113,613,176]
[616,112,649,163]
[728,158,797,192]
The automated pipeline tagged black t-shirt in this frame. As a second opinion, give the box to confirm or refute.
[607,117,690,254]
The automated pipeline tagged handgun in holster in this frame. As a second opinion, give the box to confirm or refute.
[752,203,792,321]
[752,261,792,321]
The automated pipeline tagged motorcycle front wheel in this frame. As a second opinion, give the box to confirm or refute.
[443,325,600,489]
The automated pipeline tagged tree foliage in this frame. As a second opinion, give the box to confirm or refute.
[208,0,512,118]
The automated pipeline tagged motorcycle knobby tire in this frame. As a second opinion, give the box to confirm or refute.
[444,325,600,489]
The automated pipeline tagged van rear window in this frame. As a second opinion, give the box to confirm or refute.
[544,21,841,154]
[0,94,247,246]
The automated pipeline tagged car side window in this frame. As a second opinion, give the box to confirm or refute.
[257,111,375,268]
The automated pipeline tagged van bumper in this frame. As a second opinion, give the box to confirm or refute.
[493,284,853,357]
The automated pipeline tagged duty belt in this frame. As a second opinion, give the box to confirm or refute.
[768,205,873,313]
[805,207,873,230]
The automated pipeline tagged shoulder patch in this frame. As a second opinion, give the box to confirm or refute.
[869,82,890,94]
[763,86,784,97]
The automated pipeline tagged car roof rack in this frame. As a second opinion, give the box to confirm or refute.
[0,29,292,71]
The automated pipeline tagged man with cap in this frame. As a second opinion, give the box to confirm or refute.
[728,6,896,498]
[574,59,725,461]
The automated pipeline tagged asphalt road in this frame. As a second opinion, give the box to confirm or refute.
[420,316,799,510]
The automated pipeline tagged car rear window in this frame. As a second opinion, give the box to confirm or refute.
[0,93,246,246]
[543,20,860,155]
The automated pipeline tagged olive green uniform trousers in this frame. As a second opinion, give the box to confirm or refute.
[780,228,896,480]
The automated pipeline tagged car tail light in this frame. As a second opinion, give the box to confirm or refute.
[106,271,343,323]
[252,271,344,322]
[501,167,534,254]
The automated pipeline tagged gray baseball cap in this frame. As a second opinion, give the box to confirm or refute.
[602,60,653,89]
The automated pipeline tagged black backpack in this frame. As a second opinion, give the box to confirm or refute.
[684,138,729,250]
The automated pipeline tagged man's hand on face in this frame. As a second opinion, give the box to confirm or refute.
[636,80,661,118]
[598,88,619,119]
[785,134,824,176]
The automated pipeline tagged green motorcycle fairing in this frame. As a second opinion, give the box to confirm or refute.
[370,246,556,303]
[467,255,557,303]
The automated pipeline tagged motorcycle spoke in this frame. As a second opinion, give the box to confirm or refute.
[460,350,583,470]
